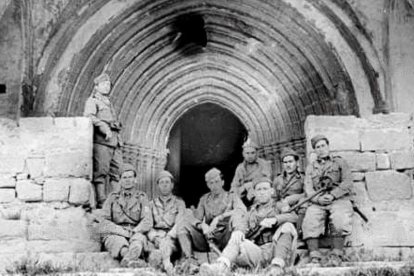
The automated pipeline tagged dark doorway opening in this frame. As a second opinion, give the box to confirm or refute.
[167,103,247,207]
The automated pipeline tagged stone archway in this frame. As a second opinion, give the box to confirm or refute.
[31,0,388,197]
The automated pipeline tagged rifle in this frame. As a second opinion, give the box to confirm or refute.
[246,176,334,241]
[351,200,369,222]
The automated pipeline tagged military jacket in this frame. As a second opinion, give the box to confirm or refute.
[273,170,304,203]
[304,154,352,202]
[231,158,272,196]
[101,189,153,233]
[84,93,122,147]
[195,191,246,226]
[244,200,297,244]
[150,195,186,231]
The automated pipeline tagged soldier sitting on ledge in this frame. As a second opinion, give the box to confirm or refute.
[98,163,152,268]
[200,177,298,276]
[273,148,305,237]
[302,135,354,266]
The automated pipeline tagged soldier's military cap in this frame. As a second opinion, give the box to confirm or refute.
[311,134,329,149]
[205,167,222,182]
[122,163,136,176]
[156,170,174,183]
[242,138,258,150]
[94,73,110,85]
[252,177,272,189]
[280,147,299,160]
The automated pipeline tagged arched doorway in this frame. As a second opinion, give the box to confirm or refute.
[166,103,247,207]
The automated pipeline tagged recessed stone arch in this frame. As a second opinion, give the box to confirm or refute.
[32,0,389,196]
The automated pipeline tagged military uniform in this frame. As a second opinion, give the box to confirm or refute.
[100,189,152,263]
[302,154,353,240]
[273,171,305,205]
[177,190,246,257]
[231,158,272,206]
[84,76,123,206]
[217,199,298,269]
[148,195,186,256]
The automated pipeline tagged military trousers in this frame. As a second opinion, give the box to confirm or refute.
[176,217,232,257]
[219,228,293,268]
[93,143,122,203]
[302,198,353,240]
[103,232,147,259]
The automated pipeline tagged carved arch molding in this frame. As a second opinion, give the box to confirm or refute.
[33,0,387,196]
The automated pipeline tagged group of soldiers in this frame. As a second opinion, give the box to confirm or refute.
[84,73,355,275]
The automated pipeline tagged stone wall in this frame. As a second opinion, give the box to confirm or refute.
[0,117,101,270]
[305,113,414,255]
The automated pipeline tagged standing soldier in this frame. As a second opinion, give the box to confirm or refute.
[176,168,246,274]
[231,138,272,208]
[99,163,152,267]
[273,148,305,236]
[302,135,353,266]
[147,170,186,274]
[200,177,298,276]
[84,72,123,208]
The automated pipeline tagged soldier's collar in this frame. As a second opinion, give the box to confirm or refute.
[317,154,333,163]
[244,159,259,166]
[283,170,301,178]
[121,187,135,197]
[159,194,174,203]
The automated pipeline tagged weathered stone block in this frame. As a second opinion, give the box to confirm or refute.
[15,180,42,201]
[390,151,414,170]
[43,179,70,202]
[0,189,16,203]
[18,117,54,132]
[27,206,96,242]
[0,239,27,254]
[0,175,15,188]
[27,240,100,253]
[360,129,411,151]
[305,115,359,129]
[75,252,119,271]
[44,151,91,178]
[0,220,27,240]
[352,172,365,182]
[335,152,376,172]
[25,157,45,178]
[363,113,412,129]
[0,155,25,174]
[376,153,390,170]
[68,179,93,205]
[365,171,413,201]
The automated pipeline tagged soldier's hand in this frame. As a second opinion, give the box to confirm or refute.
[209,216,221,232]
[318,194,334,205]
[105,130,113,140]
[200,222,210,236]
[260,218,277,228]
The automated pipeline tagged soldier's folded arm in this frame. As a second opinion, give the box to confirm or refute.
[330,158,353,199]
[283,193,305,206]
[133,195,153,234]
[274,204,298,226]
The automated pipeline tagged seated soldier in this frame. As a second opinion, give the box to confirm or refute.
[176,168,246,274]
[273,148,305,236]
[98,163,153,267]
[231,138,272,208]
[200,177,298,276]
[146,170,185,274]
[302,135,354,266]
